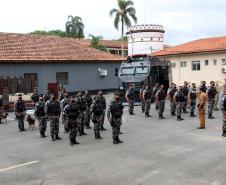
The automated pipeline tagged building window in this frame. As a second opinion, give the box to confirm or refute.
[192,61,201,71]
[180,61,187,67]
[222,59,226,65]
[56,72,68,85]
[205,60,209,66]
[213,59,217,65]
[24,73,38,87]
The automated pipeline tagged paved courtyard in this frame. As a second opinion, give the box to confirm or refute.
[0,97,226,185]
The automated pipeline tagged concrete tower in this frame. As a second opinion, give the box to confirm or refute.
[126,24,165,56]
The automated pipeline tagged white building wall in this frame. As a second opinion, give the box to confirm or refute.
[166,52,226,86]
[127,24,164,56]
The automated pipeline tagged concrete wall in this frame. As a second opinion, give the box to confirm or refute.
[164,52,226,85]
[0,62,121,93]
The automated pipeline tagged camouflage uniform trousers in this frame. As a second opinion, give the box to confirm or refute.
[190,100,197,115]
[144,99,151,115]
[68,118,79,142]
[214,93,219,110]
[93,115,103,135]
[111,116,122,140]
[101,109,106,127]
[49,116,60,136]
[38,117,47,134]
[183,97,188,112]
[223,113,226,131]
[85,107,91,127]
[128,99,134,114]
[158,100,165,116]
[176,102,183,116]
[208,98,215,117]
[79,111,86,134]
[62,113,68,132]
[170,101,176,114]
[17,113,25,131]
[141,100,145,112]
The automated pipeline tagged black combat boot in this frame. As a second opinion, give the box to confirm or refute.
[95,132,98,139]
[55,134,62,140]
[74,138,79,144]
[171,112,176,116]
[208,114,215,119]
[177,116,181,121]
[51,135,55,141]
[180,116,184,120]
[113,138,118,144]
[101,125,106,131]
[97,132,103,139]
[70,140,74,146]
[116,137,123,143]
[222,130,226,137]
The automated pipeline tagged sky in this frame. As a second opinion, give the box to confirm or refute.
[0,0,226,45]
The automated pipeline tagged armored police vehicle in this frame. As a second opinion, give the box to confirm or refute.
[118,54,169,103]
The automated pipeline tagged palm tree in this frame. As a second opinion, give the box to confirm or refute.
[89,34,107,52]
[110,0,137,56]
[65,15,84,38]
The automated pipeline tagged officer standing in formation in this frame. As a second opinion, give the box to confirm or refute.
[63,98,80,145]
[142,85,152,117]
[84,90,93,129]
[153,83,160,110]
[45,94,62,141]
[174,86,185,121]
[139,85,145,113]
[167,83,177,116]
[14,94,26,131]
[107,92,124,144]
[155,84,166,119]
[96,91,107,131]
[182,82,189,113]
[76,91,87,136]
[207,81,217,119]
[90,96,104,139]
[188,83,197,117]
[34,96,47,138]
[60,94,70,133]
[126,84,135,115]
[220,84,226,137]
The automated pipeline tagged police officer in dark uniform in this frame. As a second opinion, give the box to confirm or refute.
[43,90,51,103]
[142,85,152,117]
[34,96,47,138]
[31,88,39,107]
[139,85,145,113]
[182,81,189,113]
[153,83,160,110]
[188,83,197,117]
[60,94,70,133]
[155,84,166,119]
[167,83,177,116]
[45,94,62,141]
[174,86,185,121]
[14,94,26,132]
[126,84,135,115]
[64,98,80,145]
[90,96,104,139]
[220,84,226,137]
[107,92,124,144]
[85,90,93,129]
[95,91,107,131]
[0,95,3,124]
[207,81,217,119]
[199,81,207,93]
[76,91,87,136]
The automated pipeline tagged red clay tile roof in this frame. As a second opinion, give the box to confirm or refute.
[152,36,226,57]
[0,33,125,62]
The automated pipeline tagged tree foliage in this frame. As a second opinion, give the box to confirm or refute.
[30,29,67,37]
[65,15,84,38]
[89,34,107,52]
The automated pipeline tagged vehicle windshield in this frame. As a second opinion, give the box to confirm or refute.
[121,67,135,76]
[135,66,149,74]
